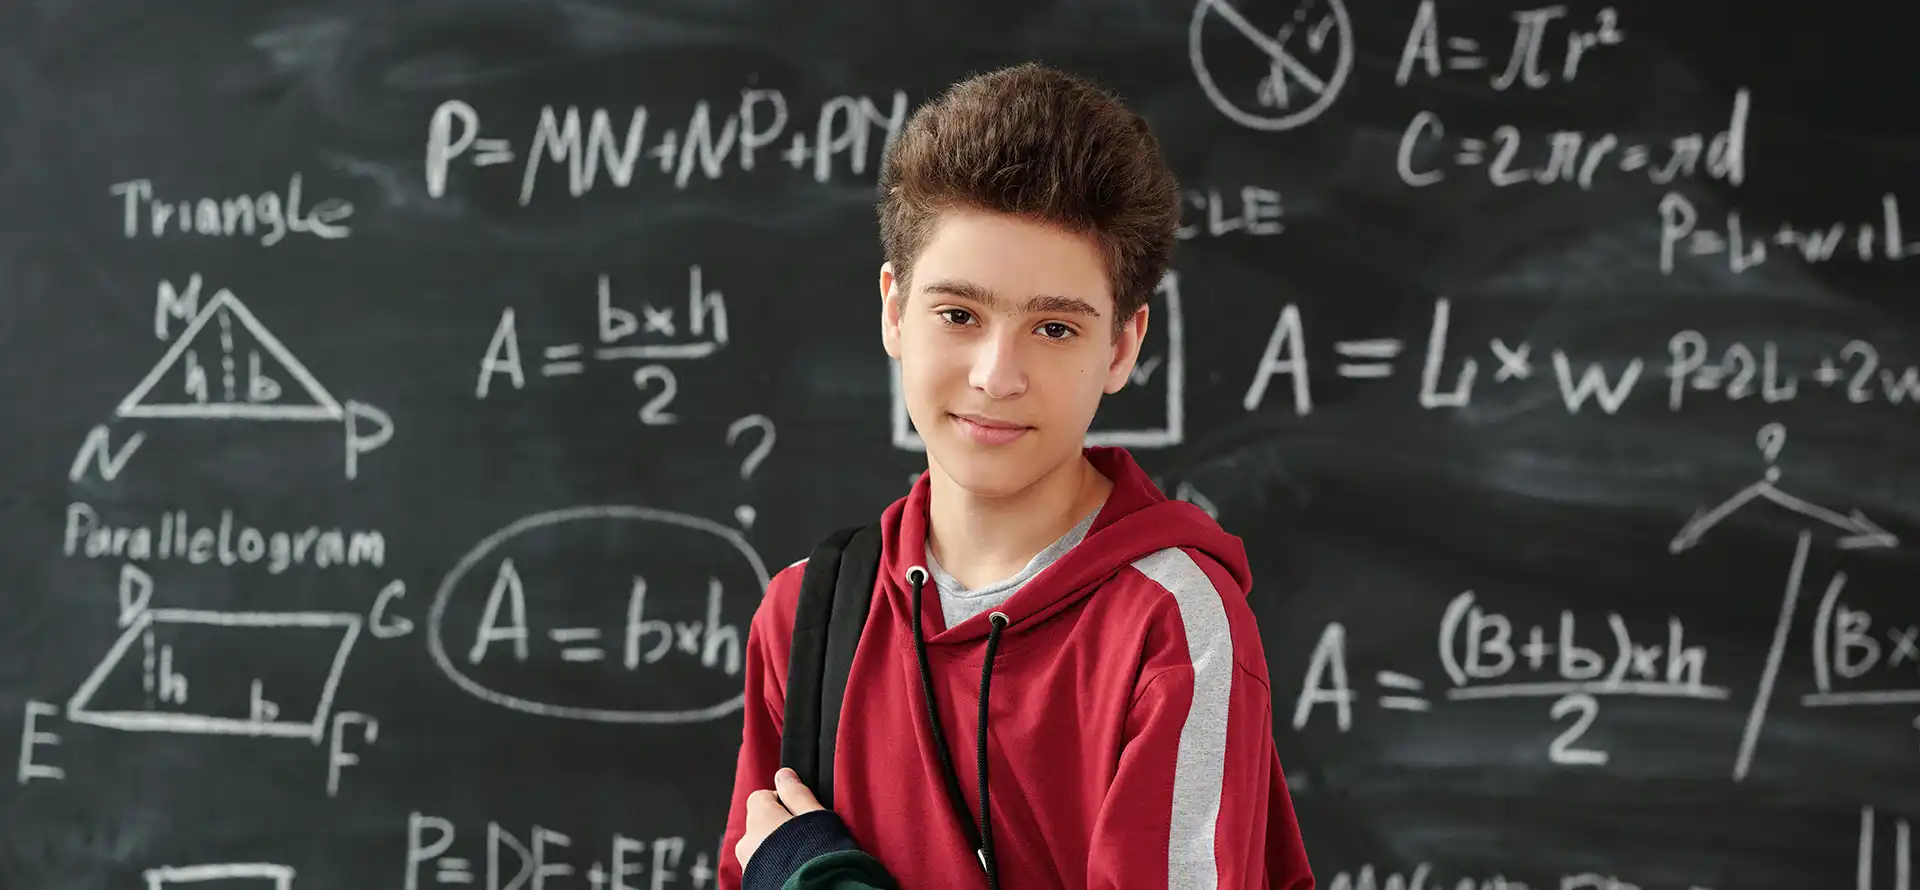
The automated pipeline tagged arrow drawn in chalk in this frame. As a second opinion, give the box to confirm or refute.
[1670,423,1898,553]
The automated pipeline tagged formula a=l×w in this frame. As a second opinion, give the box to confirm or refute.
[1238,299,1920,417]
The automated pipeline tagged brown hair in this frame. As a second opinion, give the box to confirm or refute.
[877,62,1181,338]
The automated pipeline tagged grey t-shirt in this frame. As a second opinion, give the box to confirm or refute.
[925,505,1102,629]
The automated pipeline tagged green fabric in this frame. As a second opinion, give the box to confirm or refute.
[779,850,901,890]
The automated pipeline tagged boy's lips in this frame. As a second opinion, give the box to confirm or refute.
[951,413,1031,445]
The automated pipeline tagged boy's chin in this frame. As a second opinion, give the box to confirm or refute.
[928,438,1072,500]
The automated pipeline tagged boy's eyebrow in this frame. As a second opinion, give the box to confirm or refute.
[921,278,1102,317]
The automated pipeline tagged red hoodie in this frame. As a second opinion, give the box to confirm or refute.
[720,446,1315,889]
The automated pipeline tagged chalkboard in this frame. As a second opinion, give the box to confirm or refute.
[4,1,1918,888]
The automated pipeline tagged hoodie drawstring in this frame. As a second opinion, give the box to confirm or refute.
[907,565,1008,888]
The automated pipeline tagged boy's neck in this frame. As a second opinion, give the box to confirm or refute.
[924,450,1113,590]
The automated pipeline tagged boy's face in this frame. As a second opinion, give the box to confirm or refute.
[881,208,1148,500]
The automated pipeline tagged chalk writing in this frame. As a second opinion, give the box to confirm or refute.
[26,589,384,795]
[1245,298,1648,416]
[16,701,63,784]
[1189,0,1354,131]
[1670,425,1897,780]
[22,557,405,793]
[109,174,351,245]
[466,561,743,677]
[1807,571,1920,710]
[427,506,769,724]
[62,502,386,572]
[1397,89,1747,190]
[406,812,721,890]
[1294,595,1717,767]
[476,267,728,426]
[1396,1,1626,91]
[144,863,296,890]
[67,425,145,484]
[1659,191,1918,274]
[1325,861,1708,890]
[1298,429,1898,777]
[1177,186,1286,239]
[1433,593,1712,702]
[725,414,776,530]
[67,605,360,739]
[1856,805,1915,890]
[1243,299,1920,415]
[109,275,394,480]
[1669,426,1899,554]
[425,89,909,202]
[123,276,343,421]
[1668,334,1920,410]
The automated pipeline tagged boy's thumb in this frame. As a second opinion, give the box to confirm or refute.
[774,768,824,813]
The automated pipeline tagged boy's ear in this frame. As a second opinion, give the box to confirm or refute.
[880,262,903,360]
[1103,304,1151,394]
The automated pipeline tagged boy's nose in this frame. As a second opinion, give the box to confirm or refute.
[969,337,1028,399]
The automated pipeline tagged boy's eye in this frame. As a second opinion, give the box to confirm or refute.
[1039,322,1074,340]
[939,309,974,325]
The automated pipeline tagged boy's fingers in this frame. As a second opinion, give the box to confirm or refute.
[745,788,789,823]
[774,768,824,814]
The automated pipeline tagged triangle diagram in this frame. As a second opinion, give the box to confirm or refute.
[117,289,343,420]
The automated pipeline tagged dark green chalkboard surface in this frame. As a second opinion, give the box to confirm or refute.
[4,1,1918,887]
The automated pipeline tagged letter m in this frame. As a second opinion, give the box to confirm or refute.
[156,274,204,339]
[520,106,584,204]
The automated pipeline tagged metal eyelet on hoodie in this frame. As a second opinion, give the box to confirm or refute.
[908,567,1006,888]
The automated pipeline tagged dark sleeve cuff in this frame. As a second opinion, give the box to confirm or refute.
[742,810,863,890]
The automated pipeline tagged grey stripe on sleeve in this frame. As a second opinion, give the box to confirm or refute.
[1129,547,1235,890]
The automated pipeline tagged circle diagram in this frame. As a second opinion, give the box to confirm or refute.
[1190,0,1354,131]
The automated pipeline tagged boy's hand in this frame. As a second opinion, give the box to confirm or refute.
[734,768,827,869]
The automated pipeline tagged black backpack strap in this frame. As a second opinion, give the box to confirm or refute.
[816,522,881,808]
[781,523,882,810]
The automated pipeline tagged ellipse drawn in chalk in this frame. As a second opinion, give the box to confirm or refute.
[426,505,771,724]
[1190,0,1353,131]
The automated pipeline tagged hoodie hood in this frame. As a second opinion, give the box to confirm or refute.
[876,445,1253,645]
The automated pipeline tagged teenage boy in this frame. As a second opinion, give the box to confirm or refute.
[719,61,1315,890]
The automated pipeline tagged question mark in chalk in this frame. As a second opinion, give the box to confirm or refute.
[727,414,776,528]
